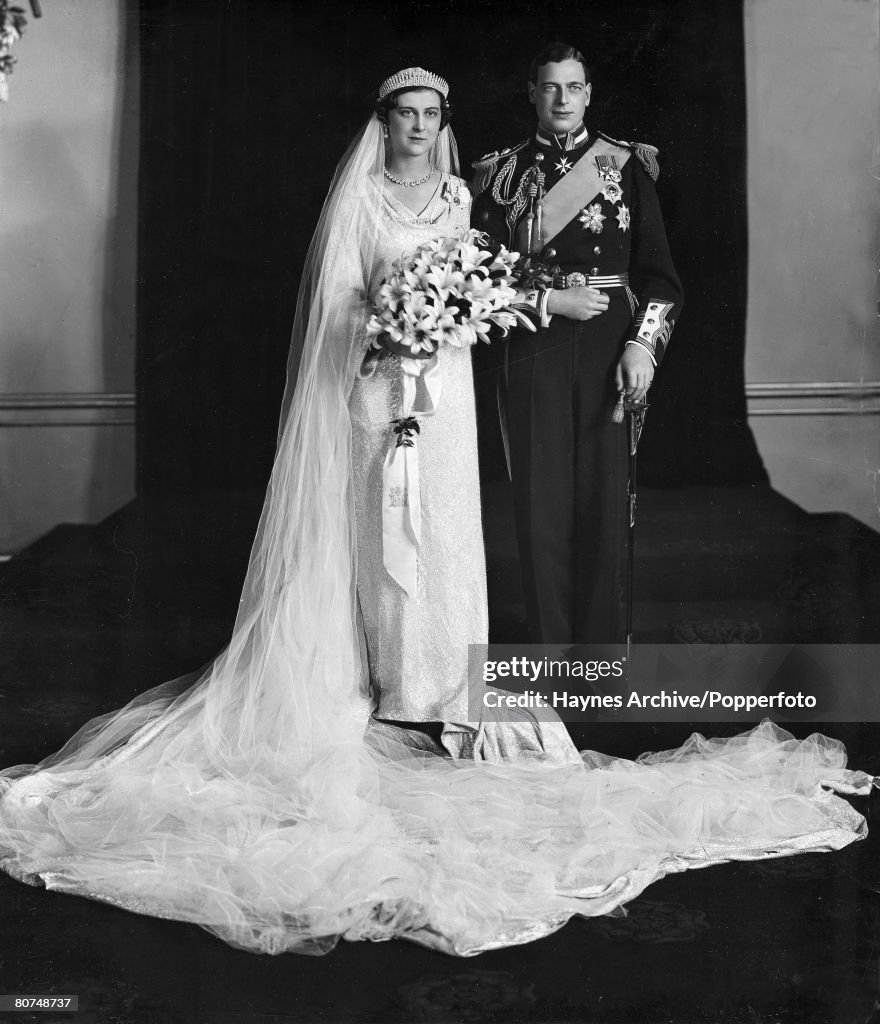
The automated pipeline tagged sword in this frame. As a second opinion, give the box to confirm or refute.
[614,394,649,657]
[523,153,545,255]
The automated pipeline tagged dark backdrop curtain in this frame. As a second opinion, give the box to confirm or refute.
[136,0,765,494]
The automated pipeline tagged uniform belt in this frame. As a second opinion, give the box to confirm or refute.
[551,271,630,290]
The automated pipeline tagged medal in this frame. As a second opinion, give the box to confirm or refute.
[601,180,623,204]
[578,203,606,234]
[616,204,631,231]
[595,154,622,182]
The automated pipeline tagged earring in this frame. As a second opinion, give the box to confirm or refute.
[382,126,389,139]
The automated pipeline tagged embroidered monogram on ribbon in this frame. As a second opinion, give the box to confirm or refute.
[518,139,632,250]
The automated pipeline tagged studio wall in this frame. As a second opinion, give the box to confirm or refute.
[744,0,880,530]
[0,0,138,552]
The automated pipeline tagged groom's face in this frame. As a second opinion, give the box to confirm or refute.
[528,59,591,135]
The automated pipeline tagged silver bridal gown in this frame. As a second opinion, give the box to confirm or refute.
[349,173,578,760]
[350,173,486,725]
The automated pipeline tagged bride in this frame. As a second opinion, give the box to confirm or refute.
[0,67,872,958]
[348,68,575,761]
[350,68,492,744]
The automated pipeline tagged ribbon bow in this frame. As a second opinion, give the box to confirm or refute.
[381,356,443,599]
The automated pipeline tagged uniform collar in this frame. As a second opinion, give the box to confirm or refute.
[535,122,589,152]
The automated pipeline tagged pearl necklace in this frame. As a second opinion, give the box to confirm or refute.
[383,165,435,188]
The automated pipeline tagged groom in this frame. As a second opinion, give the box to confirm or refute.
[472,42,683,645]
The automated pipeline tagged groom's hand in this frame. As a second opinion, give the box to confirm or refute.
[546,287,609,321]
[615,345,654,404]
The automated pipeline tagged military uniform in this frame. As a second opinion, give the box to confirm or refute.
[471,123,683,645]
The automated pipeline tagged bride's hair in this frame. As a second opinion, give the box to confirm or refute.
[374,87,453,129]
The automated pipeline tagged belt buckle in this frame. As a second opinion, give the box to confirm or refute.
[566,272,587,289]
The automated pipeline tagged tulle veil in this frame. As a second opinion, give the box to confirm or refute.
[2,112,460,774]
[0,100,873,958]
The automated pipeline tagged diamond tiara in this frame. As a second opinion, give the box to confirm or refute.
[378,67,449,100]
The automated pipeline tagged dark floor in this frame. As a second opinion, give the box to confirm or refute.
[2,483,880,1023]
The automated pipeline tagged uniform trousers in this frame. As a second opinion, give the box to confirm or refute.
[503,292,631,645]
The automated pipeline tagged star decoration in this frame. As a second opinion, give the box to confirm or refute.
[601,181,623,204]
[616,203,631,231]
[578,203,605,234]
[555,155,572,176]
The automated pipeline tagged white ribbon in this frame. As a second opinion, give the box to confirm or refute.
[382,355,443,599]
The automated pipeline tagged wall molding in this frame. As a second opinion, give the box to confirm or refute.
[1,384,877,424]
[0,392,135,427]
[746,380,880,416]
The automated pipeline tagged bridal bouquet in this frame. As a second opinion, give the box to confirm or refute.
[365,228,534,375]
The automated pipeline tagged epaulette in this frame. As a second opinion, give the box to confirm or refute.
[471,139,529,197]
[598,131,661,182]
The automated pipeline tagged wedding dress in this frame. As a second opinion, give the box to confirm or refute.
[0,101,872,958]
[350,173,487,725]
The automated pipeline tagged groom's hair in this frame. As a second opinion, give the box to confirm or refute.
[528,43,591,84]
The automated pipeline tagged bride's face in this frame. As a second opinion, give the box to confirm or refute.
[386,89,443,160]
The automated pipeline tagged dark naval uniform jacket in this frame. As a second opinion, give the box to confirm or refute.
[469,123,683,646]
[471,122,683,364]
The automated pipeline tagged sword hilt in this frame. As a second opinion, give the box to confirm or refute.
[625,399,649,454]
